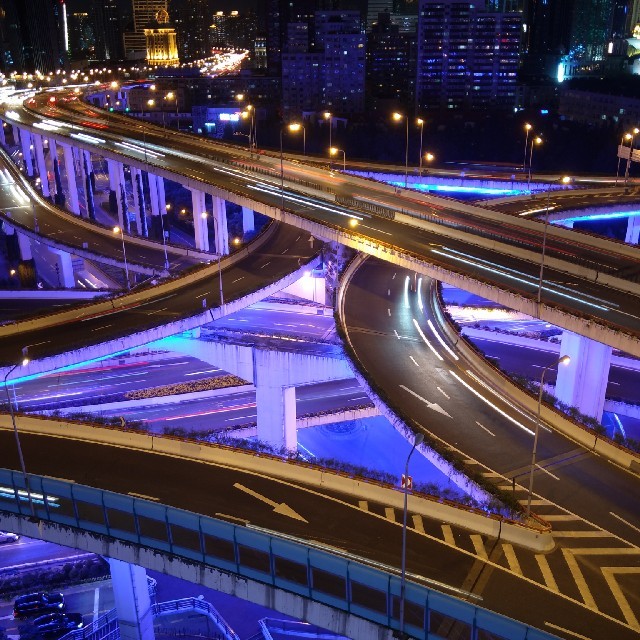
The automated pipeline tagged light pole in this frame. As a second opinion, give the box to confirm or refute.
[527,136,542,190]
[4,347,34,516]
[624,127,639,188]
[162,92,175,130]
[525,354,570,519]
[141,98,155,164]
[424,152,435,175]
[523,123,532,171]
[399,431,424,638]
[323,111,333,168]
[329,146,345,171]
[616,133,632,185]
[113,226,130,289]
[288,122,306,156]
[280,127,285,214]
[393,112,409,188]
[417,118,425,177]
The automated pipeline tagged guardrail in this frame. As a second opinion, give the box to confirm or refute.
[0,469,557,640]
[152,598,239,640]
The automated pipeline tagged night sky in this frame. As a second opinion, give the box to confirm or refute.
[65,0,258,12]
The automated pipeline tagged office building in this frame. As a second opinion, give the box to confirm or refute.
[92,0,123,61]
[124,0,167,60]
[68,12,95,60]
[416,0,521,111]
[179,0,210,60]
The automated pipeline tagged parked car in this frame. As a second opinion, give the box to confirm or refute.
[32,613,83,637]
[13,593,65,619]
[0,531,19,544]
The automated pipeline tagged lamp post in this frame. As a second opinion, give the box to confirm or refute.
[527,136,542,190]
[4,347,34,516]
[288,122,305,156]
[399,431,424,638]
[323,111,333,168]
[162,92,175,130]
[624,127,639,188]
[525,355,570,519]
[523,123,532,171]
[417,118,425,177]
[424,152,435,175]
[392,112,409,188]
[141,98,155,164]
[279,127,285,214]
[329,146,345,171]
[113,226,130,289]
[616,133,632,185]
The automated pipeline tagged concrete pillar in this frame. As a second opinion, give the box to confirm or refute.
[17,233,32,261]
[62,144,80,214]
[157,176,166,214]
[148,173,160,217]
[212,195,229,255]
[118,163,129,232]
[555,331,612,421]
[0,121,6,146]
[625,215,640,245]
[107,559,155,640]
[82,150,95,220]
[48,138,64,206]
[130,167,143,236]
[19,128,34,177]
[32,133,50,197]
[51,249,76,288]
[107,159,122,219]
[11,125,20,147]
[241,206,255,234]
[190,188,209,251]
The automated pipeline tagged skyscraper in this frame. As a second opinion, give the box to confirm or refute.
[180,0,210,60]
[92,0,123,61]
[124,0,167,59]
[416,0,521,111]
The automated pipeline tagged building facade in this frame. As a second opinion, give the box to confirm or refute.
[144,8,179,67]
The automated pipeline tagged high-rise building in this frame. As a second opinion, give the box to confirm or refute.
[92,0,123,61]
[68,12,95,60]
[366,12,416,111]
[124,0,167,60]
[179,0,209,60]
[0,0,25,73]
[416,0,521,111]
[144,8,179,66]
[628,0,640,33]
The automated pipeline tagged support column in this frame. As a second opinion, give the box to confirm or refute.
[190,188,209,251]
[32,133,50,197]
[19,128,34,177]
[555,332,612,421]
[256,384,297,450]
[51,249,76,288]
[49,138,65,206]
[107,559,155,640]
[107,159,122,219]
[81,150,95,220]
[130,167,143,236]
[0,121,6,146]
[625,215,640,245]
[147,173,160,218]
[11,125,20,147]
[17,233,32,261]
[157,176,166,214]
[212,195,229,255]
[241,206,255,234]
[62,144,80,214]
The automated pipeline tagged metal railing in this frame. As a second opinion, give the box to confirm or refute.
[152,598,239,640]
[0,469,558,640]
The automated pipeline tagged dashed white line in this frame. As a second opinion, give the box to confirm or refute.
[535,464,560,481]
[393,329,400,339]
[610,511,640,534]
[388,288,391,296]
[387,308,391,316]
[409,356,420,367]
[475,421,495,436]
[437,387,450,399]
[232,277,244,283]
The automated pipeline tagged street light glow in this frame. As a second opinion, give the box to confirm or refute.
[288,123,302,132]
[392,112,403,121]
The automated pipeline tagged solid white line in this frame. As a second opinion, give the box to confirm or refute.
[475,421,495,437]
[393,329,400,339]
[388,288,391,296]
[387,308,391,316]
[128,492,158,501]
[412,318,443,361]
[610,511,640,534]
[535,464,560,481]
[437,387,450,400]
[427,319,458,360]
[544,622,591,639]
[409,356,420,367]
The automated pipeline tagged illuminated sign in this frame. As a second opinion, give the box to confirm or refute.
[219,112,240,122]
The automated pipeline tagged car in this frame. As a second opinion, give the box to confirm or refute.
[0,531,19,544]
[13,593,65,619]
[32,613,83,637]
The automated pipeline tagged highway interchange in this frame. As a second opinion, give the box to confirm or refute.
[0,87,639,639]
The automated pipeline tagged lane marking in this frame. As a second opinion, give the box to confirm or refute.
[562,549,597,610]
[215,513,250,524]
[441,524,455,546]
[400,385,452,418]
[387,308,391,316]
[551,531,614,538]
[411,515,425,534]
[502,544,522,576]
[543,515,581,521]
[409,356,420,367]
[393,329,400,339]
[610,512,640,534]
[470,535,487,560]
[601,567,640,630]
[232,277,244,283]
[385,507,396,522]
[475,421,495,437]
[544,622,591,639]
[535,554,559,592]
[437,387,449,399]
[535,464,560,481]
[260,261,271,269]
[412,318,443,361]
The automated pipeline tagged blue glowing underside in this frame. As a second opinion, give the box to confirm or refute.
[388,180,524,196]
[560,210,640,223]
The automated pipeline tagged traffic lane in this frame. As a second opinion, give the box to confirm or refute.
[17,104,640,337]
[471,337,640,403]
[344,260,640,545]
[14,354,226,410]
[0,431,634,640]
[0,536,92,569]
[95,379,368,430]
[0,298,88,322]
[0,223,316,365]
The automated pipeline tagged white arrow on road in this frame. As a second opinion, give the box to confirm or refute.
[400,385,452,418]
[233,483,308,522]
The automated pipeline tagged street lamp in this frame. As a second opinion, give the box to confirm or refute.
[288,122,306,156]
[417,118,425,177]
[4,347,34,515]
[161,92,175,130]
[392,112,409,188]
[624,127,639,188]
[527,136,542,190]
[523,123,532,171]
[525,355,570,519]
[399,431,424,638]
[424,152,435,175]
[113,226,130,289]
[329,146,345,171]
[323,111,333,167]
[616,133,632,185]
